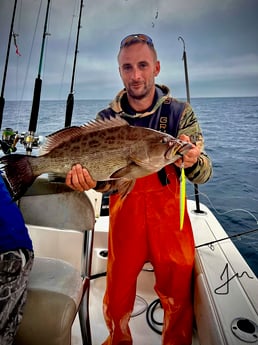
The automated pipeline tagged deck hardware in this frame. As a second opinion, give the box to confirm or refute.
[231,317,258,342]
[99,249,108,258]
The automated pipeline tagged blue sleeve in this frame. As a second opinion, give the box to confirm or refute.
[0,174,33,252]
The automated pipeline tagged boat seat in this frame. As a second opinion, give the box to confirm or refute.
[14,177,95,345]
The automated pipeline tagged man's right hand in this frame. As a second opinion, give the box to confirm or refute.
[65,164,97,191]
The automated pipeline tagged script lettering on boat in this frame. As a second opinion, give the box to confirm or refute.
[214,263,254,295]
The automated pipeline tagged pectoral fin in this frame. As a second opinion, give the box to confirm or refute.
[116,178,136,198]
[111,162,151,180]
[97,177,135,198]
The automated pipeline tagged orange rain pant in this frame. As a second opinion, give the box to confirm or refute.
[102,165,195,345]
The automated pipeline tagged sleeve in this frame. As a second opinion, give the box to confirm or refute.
[177,103,213,184]
[96,107,116,120]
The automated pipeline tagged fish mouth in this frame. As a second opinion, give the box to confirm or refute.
[165,141,193,159]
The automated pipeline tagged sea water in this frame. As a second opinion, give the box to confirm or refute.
[1,97,258,276]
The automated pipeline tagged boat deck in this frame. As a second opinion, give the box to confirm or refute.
[72,270,199,345]
[26,192,258,345]
[78,198,258,345]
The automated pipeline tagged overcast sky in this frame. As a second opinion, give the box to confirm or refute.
[0,0,257,101]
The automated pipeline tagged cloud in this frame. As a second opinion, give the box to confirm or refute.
[0,0,258,100]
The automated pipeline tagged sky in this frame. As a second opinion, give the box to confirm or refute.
[0,0,258,101]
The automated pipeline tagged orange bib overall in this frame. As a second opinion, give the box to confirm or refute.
[102,165,195,345]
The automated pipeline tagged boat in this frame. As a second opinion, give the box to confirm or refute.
[91,194,258,345]
[10,183,258,345]
[1,1,257,344]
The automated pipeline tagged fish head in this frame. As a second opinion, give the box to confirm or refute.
[130,131,191,172]
[165,138,193,161]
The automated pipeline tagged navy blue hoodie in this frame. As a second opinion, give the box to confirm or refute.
[0,174,33,253]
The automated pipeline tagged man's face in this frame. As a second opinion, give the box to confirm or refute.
[118,43,160,101]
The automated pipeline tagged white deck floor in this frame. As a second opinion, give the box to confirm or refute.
[72,271,199,345]
[26,190,257,345]
[71,209,200,345]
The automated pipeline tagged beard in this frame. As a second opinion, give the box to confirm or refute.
[127,81,153,100]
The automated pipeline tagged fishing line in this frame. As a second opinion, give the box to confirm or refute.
[42,0,52,80]
[14,0,22,105]
[151,0,159,28]
[187,190,258,225]
[195,227,258,249]
[58,0,78,100]
[7,0,23,130]
[185,190,258,249]
[19,0,43,108]
[165,179,258,249]
[159,163,258,226]
[213,179,258,193]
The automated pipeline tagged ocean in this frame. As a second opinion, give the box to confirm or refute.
[1,97,258,276]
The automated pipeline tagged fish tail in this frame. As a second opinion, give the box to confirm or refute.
[0,154,37,200]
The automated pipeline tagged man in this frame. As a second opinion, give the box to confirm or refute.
[66,34,212,345]
[0,174,34,345]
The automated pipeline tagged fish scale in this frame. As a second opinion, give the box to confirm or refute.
[0,116,192,200]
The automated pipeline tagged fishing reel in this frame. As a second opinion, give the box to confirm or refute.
[0,127,42,155]
[19,131,41,153]
[0,127,19,154]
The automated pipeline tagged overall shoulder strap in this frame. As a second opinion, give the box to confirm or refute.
[158,97,185,136]
[157,98,185,185]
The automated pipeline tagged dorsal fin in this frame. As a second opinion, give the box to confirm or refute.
[40,116,129,155]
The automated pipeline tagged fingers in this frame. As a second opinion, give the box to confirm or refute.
[178,134,191,143]
[175,135,200,168]
[65,164,97,191]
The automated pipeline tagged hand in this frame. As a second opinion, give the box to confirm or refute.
[65,164,97,191]
[174,134,200,168]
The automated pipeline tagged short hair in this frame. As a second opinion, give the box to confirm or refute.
[118,34,158,61]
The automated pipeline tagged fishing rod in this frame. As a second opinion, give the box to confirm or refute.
[178,36,202,213]
[26,0,51,154]
[195,227,258,248]
[64,0,84,127]
[0,0,18,130]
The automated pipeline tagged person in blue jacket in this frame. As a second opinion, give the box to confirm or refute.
[0,173,34,345]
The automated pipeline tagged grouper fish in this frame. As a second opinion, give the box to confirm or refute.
[0,116,192,200]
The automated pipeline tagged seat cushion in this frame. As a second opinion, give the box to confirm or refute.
[28,257,83,304]
[14,257,83,345]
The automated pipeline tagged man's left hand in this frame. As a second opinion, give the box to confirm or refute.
[174,134,200,168]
